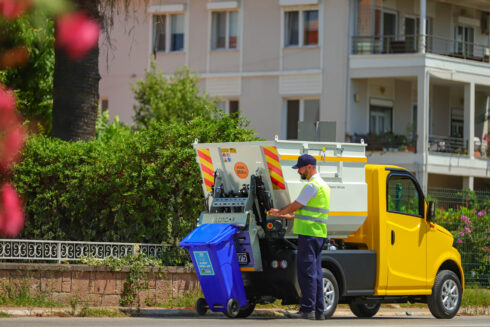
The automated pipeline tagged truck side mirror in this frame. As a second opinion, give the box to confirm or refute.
[426,201,435,222]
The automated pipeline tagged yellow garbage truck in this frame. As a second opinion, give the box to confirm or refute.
[191,138,464,319]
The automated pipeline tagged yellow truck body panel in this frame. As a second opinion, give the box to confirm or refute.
[346,164,464,296]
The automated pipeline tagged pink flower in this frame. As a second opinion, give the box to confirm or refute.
[484,246,490,253]
[0,126,25,171]
[456,238,463,244]
[56,12,99,60]
[0,183,24,237]
[459,232,464,237]
[0,0,30,19]
[464,226,472,234]
[478,211,484,217]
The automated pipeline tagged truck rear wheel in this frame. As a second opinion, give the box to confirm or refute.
[428,270,462,319]
[349,302,381,318]
[322,268,339,318]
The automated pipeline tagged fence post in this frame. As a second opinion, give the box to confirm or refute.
[57,241,61,264]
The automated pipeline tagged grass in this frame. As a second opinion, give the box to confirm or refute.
[461,287,490,307]
[0,281,61,308]
[156,289,203,308]
[0,312,11,318]
[78,307,129,318]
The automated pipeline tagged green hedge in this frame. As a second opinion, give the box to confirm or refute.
[9,116,259,249]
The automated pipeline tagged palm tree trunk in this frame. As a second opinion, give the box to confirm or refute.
[51,0,101,141]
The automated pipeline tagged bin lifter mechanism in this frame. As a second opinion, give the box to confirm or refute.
[199,168,287,272]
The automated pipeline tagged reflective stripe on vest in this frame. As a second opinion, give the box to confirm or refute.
[302,206,329,214]
[293,177,330,238]
[294,214,329,225]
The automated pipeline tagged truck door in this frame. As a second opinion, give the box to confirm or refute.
[385,172,428,293]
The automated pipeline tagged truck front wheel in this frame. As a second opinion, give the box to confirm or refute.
[349,301,381,318]
[428,270,462,319]
[322,268,339,318]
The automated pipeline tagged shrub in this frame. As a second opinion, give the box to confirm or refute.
[132,62,217,128]
[10,114,259,252]
[435,206,489,286]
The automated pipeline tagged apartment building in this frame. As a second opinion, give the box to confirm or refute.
[99,0,490,192]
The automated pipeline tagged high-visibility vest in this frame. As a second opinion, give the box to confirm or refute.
[293,177,330,238]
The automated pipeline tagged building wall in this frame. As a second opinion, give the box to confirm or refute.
[242,0,281,72]
[323,0,350,141]
[428,173,463,189]
[241,76,282,140]
[394,79,412,135]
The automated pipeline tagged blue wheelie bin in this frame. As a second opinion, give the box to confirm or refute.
[179,223,247,317]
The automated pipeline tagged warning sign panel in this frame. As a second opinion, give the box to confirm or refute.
[234,162,249,179]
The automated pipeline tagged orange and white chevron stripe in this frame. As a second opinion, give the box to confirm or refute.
[263,146,286,190]
[197,148,214,191]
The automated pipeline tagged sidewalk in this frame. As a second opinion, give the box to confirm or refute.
[0,306,437,318]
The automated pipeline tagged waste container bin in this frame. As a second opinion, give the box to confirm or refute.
[179,223,247,317]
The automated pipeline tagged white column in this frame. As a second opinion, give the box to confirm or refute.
[417,70,429,193]
[463,176,474,191]
[419,0,426,53]
[464,82,475,158]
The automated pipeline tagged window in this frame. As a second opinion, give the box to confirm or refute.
[286,99,320,139]
[387,174,422,217]
[211,11,238,50]
[369,105,392,134]
[284,9,318,47]
[152,13,184,53]
[217,100,240,116]
[455,25,474,57]
[451,108,464,138]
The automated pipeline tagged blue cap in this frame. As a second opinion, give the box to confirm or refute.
[292,154,316,169]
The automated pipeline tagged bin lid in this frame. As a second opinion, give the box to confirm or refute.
[179,224,238,248]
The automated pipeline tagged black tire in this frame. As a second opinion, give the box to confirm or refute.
[428,270,462,319]
[195,298,208,316]
[349,301,381,318]
[224,298,240,318]
[322,268,339,319]
[236,301,256,318]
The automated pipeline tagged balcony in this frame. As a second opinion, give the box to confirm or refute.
[352,34,490,64]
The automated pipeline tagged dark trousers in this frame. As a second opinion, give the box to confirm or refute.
[297,234,326,313]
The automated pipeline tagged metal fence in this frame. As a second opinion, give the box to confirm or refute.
[0,239,167,263]
[433,223,489,288]
[427,187,490,210]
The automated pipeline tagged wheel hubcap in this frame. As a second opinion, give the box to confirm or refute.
[441,279,459,311]
[323,277,335,311]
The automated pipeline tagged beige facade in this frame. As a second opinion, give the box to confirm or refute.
[99,0,490,191]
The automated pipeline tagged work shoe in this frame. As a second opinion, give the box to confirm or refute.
[290,310,315,320]
[315,311,326,320]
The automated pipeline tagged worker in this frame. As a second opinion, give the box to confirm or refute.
[269,154,330,321]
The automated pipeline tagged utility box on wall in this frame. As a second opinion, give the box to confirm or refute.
[298,121,336,142]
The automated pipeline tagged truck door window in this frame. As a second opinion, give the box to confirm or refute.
[387,175,421,217]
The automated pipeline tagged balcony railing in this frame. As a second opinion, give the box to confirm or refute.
[429,135,467,154]
[352,34,490,63]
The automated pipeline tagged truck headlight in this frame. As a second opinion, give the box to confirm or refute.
[271,260,279,269]
[280,260,288,269]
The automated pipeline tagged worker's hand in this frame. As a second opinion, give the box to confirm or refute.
[269,208,280,216]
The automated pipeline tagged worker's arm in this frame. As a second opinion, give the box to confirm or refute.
[269,201,303,220]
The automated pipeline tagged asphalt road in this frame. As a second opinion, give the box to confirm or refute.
[1,316,489,327]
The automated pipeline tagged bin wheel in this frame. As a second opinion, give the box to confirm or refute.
[224,298,240,318]
[236,301,256,318]
[195,298,208,316]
